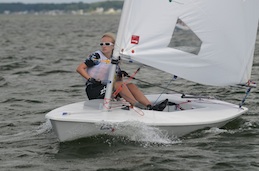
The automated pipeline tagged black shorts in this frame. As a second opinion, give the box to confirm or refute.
[85,82,107,100]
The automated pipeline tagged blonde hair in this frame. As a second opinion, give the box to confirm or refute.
[102,32,116,43]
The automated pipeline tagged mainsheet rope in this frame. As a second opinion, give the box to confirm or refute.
[112,67,142,97]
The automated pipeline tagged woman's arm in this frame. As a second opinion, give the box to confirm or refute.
[76,63,91,80]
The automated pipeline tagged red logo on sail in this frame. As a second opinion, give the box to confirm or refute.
[131,35,140,44]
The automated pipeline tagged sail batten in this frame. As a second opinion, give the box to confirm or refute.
[114,0,259,86]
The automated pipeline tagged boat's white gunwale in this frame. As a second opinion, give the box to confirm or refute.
[46,105,247,126]
[45,94,247,126]
[47,109,245,127]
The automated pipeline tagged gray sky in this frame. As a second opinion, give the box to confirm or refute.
[0,0,108,3]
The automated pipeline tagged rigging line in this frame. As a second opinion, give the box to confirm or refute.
[153,78,174,105]
[239,87,252,108]
[112,66,142,97]
[125,75,183,95]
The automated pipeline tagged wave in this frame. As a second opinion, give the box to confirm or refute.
[1,98,43,104]
[36,70,73,76]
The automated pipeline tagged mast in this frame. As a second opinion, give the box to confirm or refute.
[103,0,128,111]
[103,57,119,111]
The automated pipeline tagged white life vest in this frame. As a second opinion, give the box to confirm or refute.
[86,50,112,82]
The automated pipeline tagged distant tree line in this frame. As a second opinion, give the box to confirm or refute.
[0,1,123,13]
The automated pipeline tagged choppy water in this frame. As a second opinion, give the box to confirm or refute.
[0,14,259,171]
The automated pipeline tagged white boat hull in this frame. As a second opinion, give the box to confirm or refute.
[46,94,247,142]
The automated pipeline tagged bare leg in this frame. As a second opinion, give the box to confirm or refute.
[126,83,151,106]
[114,81,138,105]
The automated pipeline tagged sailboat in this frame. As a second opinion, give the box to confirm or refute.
[46,0,259,142]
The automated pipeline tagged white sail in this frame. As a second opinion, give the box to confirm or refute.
[114,0,259,86]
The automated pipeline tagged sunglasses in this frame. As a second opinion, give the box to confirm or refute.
[100,42,114,46]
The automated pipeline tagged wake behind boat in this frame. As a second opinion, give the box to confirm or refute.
[46,0,258,142]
